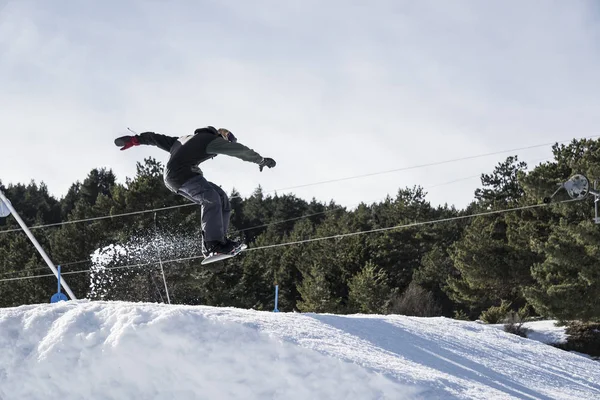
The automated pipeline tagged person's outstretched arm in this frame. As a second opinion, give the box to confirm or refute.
[115,132,178,152]
[206,136,276,171]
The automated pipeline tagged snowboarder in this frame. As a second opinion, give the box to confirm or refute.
[115,126,276,257]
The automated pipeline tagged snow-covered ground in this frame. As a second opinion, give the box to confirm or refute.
[520,320,570,345]
[1,301,599,400]
[490,320,569,345]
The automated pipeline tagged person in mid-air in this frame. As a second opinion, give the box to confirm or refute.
[115,126,276,257]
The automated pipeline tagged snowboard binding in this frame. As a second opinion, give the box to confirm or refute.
[201,243,247,265]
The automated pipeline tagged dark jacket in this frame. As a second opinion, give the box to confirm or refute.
[137,127,263,192]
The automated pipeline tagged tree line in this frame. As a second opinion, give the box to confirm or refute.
[1,138,599,327]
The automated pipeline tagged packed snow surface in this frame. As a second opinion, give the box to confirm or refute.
[0,301,599,400]
[521,320,570,344]
[491,320,569,345]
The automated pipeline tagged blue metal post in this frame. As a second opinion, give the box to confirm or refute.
[51,265,68,303]
[274,284,280,312]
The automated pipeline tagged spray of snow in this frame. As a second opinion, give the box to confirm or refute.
[88,231,204,299]
[89,244,129,299]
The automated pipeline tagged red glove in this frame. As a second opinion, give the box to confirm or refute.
[114,136,140,151]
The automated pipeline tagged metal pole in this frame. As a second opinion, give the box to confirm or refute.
[154,213,171,304]
[0,190,77,300]
[274,284,279,312]
[592,181,600,224]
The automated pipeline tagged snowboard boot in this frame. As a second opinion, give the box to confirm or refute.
[204,238,241,257]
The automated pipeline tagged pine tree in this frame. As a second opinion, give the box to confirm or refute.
[519,138,600,320]
[525,220,600,321]
[296,262,343,313]
[475,156,527,208]
[348,261,390,314]
[447,215,536,315]
[413,244,457,316]
[447,156,533,316]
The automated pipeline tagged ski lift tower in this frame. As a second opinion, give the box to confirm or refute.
[543,174,600,224]
[0,190,77,300]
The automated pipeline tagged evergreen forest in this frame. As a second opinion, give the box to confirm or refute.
[1,138,600,336]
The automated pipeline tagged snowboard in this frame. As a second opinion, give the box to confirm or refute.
[201,243,248,265]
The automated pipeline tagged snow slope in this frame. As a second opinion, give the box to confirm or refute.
[521,320,569,345]
[0,302,599,400]
[491,320,569,345]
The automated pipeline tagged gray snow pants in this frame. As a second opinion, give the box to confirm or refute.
[177,175,231,244]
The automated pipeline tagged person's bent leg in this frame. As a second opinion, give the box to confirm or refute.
[208,181,232,235]
[178,176,225,244]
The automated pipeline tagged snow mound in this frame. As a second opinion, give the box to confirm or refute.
[0,301,599,400]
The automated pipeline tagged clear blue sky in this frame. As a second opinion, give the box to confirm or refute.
[1,0,599,209]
